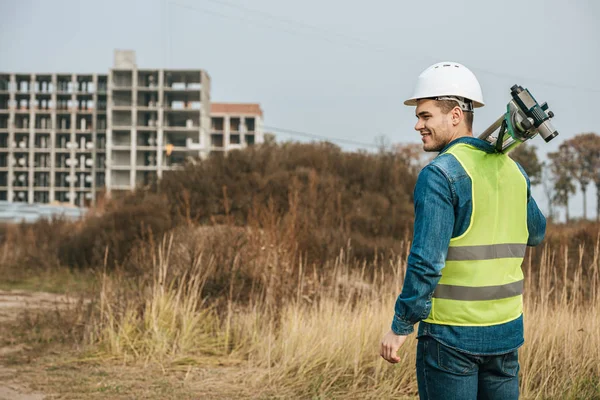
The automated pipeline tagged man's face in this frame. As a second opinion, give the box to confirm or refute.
[414,99,454,152]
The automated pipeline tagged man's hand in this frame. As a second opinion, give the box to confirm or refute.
[380,330,408,363]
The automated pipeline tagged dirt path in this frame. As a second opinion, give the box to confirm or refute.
[0,290,74,323]
[0,290,259,399]
[0,290,75,400]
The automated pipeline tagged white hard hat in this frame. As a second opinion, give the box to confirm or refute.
[404,61,485,108]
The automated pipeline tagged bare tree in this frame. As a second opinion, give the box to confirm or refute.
[579,133,600,221]
[392,142,433,174]
[548,149,576,223]
[562,136,595,220]
[541,164,556,221]
[510,143,542,186]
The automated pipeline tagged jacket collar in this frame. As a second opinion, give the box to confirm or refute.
[439,136,496,155]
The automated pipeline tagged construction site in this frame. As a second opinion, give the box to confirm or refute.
[0,50,264,207]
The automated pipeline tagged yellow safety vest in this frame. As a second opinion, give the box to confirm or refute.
[423,143,529,326]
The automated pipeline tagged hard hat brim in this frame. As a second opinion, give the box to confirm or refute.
[404,97,485,108]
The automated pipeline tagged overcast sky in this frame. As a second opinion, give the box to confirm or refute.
[1,0,599,219]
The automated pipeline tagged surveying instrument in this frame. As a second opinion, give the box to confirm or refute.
[478,85,559,153]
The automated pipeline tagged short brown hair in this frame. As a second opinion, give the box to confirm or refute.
[436,99,474,131]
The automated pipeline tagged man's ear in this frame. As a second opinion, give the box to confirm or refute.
[451,107,463,126]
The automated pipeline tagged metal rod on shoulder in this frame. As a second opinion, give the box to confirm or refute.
[478,115,504,141]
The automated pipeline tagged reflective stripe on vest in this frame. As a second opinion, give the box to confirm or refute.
[446,243,526,261]
[434,280,523,301]
[423,143,529,327]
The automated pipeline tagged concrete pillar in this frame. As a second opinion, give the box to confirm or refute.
[240,116,246,146]
[105,70,113,195]
[256,115,264,144]
[49,74,57,203]
[130,68,137,189]
[7,74,15,202]
[157,69,164,178]
[200,70,211,159]
[91,73,98,206]
[68,74,76,205]
[28,74,35,203]
[224,115,230,150]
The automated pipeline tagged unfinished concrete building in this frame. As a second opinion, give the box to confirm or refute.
[210,103,264,151]
[0,50,265,206]
[107,50,212,197]
[0,72,107,206]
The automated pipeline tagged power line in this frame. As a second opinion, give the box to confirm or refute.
[167,1,371,51]
[264,125,381,148]
[168,0,600,94]
[471,67,600,94]
[165,2,385,150]
[201,0,381,51]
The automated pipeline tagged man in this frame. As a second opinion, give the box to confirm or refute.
[380,62,546,399]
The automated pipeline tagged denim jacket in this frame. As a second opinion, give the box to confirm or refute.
[391,136,546,355]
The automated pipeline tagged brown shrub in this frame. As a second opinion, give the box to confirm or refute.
[58,193,172,270]
[158,142,416,262]
[523,221,600,297]
[0,217,72,272]
[0,142,426,281]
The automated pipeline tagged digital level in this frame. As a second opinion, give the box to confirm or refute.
[478,85,558,152]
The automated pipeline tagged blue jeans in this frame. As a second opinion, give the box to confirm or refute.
[416,336,520,400]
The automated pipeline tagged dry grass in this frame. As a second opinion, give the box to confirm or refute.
[91,236,225,363]
[2,217,599,398]
[1,141,599,398]
[84,230,600,399]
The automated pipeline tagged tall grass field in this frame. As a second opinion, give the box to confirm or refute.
[1,143,598,398]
